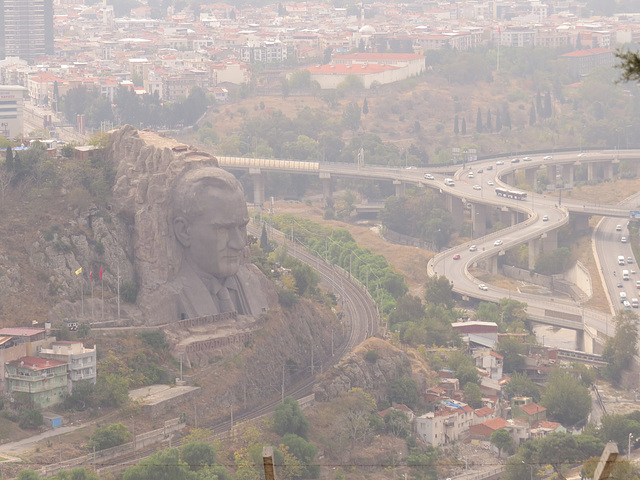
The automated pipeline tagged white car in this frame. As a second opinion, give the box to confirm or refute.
[523,156,532,161]
[542,215,549,221]
[469,245,477,252]
[487,180,494,186]
[543,155,553,160]
[468,172,474,178]
[478,284,488,291]
[473,185,481,190]
[496,160,504,165]
[577,152,586,157]
[494,239,503,246]
[616,225,622,231]
[423,173,435,180]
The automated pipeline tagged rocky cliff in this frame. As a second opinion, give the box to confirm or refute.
[313,337,414,403]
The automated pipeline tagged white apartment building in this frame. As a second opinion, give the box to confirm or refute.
[415,400,475,447]
[38,340,96,392]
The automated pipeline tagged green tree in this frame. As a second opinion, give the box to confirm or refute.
[486,108,492,132]
[461,117,467,135]
[603,310,639,382]
[490,428,514,457]
[598,414,640,454]
[88,423,131,451]
[497,337,526,373]
[503,372,540,401]
[388,294,425,328]
[454,115,459,134]
[124,447,196,480]
[17,471,41,480]
[529,103,536,126]
[362,98,369,115]
[181,441,216,471]
[463,382,483,408]
[476,107,483,132]
[616,49,640,83]
[260,224,271,253]
[388,376,418,409]
[18,409,43,429]
[63,380,95,411]
[342,102,362,132]
[5,145,13,171]
[273,397,309,439]
[384,409,411,438]
[94,373,130,407]
[424,275,454,309]
[540,369,592,427]
[281,433,319,478]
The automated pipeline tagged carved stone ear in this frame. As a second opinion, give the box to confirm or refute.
[174,216,191,247]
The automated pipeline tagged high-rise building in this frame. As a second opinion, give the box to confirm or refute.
[0,0,54,63]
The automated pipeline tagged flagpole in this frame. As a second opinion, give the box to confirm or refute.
[91,270,94,323]
[117,264,121,321]
[81,278,84,318]
[101,269,104,321]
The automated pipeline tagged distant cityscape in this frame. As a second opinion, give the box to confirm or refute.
[0,0,630,138]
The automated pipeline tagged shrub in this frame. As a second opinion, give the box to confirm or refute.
[18,409,43,429]
[364,350,378,363]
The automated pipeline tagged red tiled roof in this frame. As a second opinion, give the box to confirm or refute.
[306,64,398,74]
[0,327,44,337]
[8,356,66,369]
[520,403,546,415]
[561,48,613,57]
[475,407,494,418]
[334,52,424,61]
[532,420,562,430]
[481,417,508,430]
[490,351,504,360]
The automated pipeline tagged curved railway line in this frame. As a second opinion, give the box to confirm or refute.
[37,224,379,478]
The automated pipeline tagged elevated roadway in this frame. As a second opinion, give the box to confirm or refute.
[218,149,640,349]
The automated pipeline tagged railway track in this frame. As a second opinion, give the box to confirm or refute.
[59,223,379,478]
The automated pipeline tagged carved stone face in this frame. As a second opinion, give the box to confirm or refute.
[175,187,249,279]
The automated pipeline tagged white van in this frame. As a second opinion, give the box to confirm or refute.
[620,292,627,302]
[444,178,455,186]
[623,270,630,280]
[619,256,626,265]
[622,236,627,243]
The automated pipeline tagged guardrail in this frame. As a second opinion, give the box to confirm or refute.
[450,466,505,480]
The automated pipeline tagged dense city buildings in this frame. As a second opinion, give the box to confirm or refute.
[0,0,54,62]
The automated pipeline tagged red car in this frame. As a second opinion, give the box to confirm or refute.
[453,254,461,260]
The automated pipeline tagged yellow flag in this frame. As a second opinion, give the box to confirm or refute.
[75,267,82,275]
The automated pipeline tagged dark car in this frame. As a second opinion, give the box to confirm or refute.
[486,166,493,171]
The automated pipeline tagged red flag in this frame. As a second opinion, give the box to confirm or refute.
[498,27,501,35]
[90,269,93,281]
[99,266,103,280]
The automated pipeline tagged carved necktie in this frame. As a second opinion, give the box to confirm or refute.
[216,284,236,313]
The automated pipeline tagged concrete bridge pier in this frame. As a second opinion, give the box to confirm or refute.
[576,329,585,352]
[525,168,538,190]
[542,229,558,252]
[471,203,487,237]
[502,172,515,185]
[488,255,499,274]
[562,164,574,187]
[546,165,557,184]
[250,168,265,209]
[499,207,511,226]
[394,180,406,197]
[528,237,540,270]
[319,172,332,206]
[603,160,614,180]
[587,163,595,182]
[510,211,518,226]
[573,213,590,231]
[446,194,464,227]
